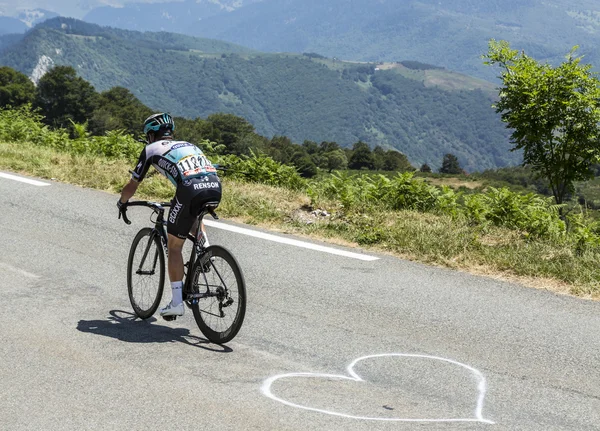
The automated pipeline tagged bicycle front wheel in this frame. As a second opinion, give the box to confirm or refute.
[190,245,246,344]
[127,227,165,319]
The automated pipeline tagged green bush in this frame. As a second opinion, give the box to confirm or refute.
[216,151,306,190]
[479,187,565,239]
[567,212,600,253]
[0,105,69,147]
[0,105,143,161]
[308,171,457,214]
[309,172,574,240]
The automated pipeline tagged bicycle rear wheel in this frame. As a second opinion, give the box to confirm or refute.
[190,245,246,344]
[127,227,165,319]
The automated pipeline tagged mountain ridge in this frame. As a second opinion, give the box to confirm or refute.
[82,0,600,80]
[0,18,516,172]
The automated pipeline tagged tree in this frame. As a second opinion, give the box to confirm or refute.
[35,66,98,130]
[382,150,414,172]
[207,113,256,154]
[372,145,386,170]
[484,40,600,205]
[89,86,152,136]
[420,163,432,173]
[175,116,217,146]
[323,149,348,172]
[302,140,319,155]
[348,141,375,170]
[319,141,340,153]
[439,153,462,174]
[291,151,318,178]
[0,66,35,108]
[268,135,296,164]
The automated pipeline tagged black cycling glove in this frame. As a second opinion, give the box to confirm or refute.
[117,199,127,219]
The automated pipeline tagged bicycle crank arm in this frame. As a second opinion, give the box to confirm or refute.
[136,270,156,275]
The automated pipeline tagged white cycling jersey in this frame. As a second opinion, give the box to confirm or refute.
[131,140,217,186]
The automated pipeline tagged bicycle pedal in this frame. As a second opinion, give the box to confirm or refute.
[162,315,177,322]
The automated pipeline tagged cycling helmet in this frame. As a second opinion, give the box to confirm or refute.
[143,112,175,136]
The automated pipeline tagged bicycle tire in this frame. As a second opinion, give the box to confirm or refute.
[190,245,246,344]
[127,227,165,319]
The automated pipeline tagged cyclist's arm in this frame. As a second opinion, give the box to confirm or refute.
[131,147,152,182]
[120,147,150,204]
[119,178,139,204]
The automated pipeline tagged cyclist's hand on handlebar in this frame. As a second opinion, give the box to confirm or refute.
[117,199,131,225]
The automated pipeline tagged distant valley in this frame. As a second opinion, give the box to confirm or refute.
[0,18,516,171]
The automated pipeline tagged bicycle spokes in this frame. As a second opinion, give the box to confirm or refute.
[190,245,246,344]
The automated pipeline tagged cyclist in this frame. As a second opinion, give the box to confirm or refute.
[117,113,222,318]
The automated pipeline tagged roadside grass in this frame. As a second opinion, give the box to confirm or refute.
[2,140,599,299]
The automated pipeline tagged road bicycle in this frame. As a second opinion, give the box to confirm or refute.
[119,200,246,344]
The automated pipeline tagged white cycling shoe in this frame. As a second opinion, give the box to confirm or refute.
[160,301,185,317]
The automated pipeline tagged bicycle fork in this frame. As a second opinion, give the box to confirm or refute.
[136,231,161,275]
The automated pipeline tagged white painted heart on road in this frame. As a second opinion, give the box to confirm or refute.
[261,353,494,424]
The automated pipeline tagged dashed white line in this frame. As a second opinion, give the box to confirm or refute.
[0,172,51,187]
[204,219,379,261]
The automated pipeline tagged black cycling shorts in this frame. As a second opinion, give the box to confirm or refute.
[167,174,222,239]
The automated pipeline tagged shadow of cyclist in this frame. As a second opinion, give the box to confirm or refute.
[76,310,232,353]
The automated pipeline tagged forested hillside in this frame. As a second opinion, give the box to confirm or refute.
[82,0,600,80]
[0,18,516,171]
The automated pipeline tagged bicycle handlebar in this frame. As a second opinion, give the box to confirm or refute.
[119,201,171,225]
[119,200,218,225]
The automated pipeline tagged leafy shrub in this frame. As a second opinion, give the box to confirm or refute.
[309,171,458,214]
[216,152,306,190]
[463,193,490,225]
[0,106,143,161]
[481,187,565,238]
[309,172,572,240]
[0,105,69,147]
[567,212,600,253]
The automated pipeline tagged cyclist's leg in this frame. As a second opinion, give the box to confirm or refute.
[167,234,185,282]
[162,192,196,316]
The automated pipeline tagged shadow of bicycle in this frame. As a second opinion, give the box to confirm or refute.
[76,310,232,353]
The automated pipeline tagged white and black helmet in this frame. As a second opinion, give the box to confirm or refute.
[143,112,175,136]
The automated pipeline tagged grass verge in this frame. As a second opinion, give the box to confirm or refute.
[2,141,598,299]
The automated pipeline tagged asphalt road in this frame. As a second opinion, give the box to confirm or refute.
[1,171,600,431]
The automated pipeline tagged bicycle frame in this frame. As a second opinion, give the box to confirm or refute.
[123,201,220,297]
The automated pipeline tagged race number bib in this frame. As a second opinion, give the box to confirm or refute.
[177,154,216,177]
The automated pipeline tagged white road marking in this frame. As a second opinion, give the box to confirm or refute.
[204,219,379,261]
[261,353,494,424]
[0,262,40,279]
[0,172,51,187]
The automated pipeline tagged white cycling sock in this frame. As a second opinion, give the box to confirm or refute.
[171,280,183,306]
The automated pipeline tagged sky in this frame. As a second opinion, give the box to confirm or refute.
[0,0,150,18]
[0,0,243,19]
